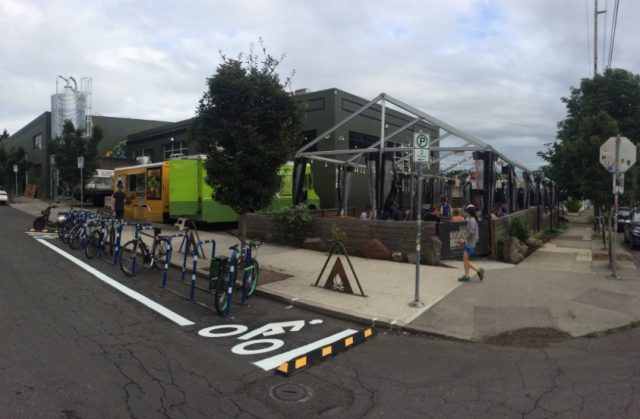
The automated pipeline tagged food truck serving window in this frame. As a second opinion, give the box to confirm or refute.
[146,168,162,200]
[128,173,145,194]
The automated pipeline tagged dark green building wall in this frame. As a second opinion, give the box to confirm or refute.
[6,112,170,198]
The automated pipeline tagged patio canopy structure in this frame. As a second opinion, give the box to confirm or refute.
[292,92,543,218]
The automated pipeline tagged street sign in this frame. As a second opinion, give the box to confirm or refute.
[77,156,84,169]
[413,131,430,163]
[599,136,636,173]
[13,164,17,173]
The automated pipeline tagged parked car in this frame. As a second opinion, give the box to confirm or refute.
[623,209,640,249]
[617,207,632,232]
[0,188,8,205]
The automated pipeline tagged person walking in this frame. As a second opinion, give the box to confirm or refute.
[457,204,484,282]
[113,181,126,220]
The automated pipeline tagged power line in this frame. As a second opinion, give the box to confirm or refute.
[607,0,620,69]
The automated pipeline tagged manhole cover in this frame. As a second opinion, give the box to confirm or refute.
[270,383,312,402]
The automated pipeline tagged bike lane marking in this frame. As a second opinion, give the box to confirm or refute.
[36,239,195,327]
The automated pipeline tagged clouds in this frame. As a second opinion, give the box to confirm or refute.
[1,0,639,169]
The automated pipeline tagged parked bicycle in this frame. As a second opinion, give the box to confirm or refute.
[85,213,119,259]
[119,224,168,277]
[214,239,262,315]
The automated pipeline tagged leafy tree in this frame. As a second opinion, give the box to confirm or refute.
[48,120,102,190]
[195,42,305,239]
[0,145,32,194]
[539,68,640,211]
[0,129,9,143]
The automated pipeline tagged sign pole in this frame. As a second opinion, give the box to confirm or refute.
[13,164,18,196]
[410,163,424,308]
[609,136,621,279]
[80,167,83,209]
[78,156,85,209]
[599,135,637,280]
[410,131,429,308]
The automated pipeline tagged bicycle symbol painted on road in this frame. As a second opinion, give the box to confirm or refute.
[198,319,324,355]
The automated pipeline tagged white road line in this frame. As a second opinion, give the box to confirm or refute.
[36,239,195,327]
[253,329,357,371]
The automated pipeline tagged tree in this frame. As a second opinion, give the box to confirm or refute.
[0,145,32,194]
[48,120,102,191]
[0,129,9,143]
[195,42,305,239]
[539,68,640,211]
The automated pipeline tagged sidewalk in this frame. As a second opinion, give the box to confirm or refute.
[11,197,640,341]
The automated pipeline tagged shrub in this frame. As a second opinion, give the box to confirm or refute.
[329,224,348,252]
[272,205,313,247]
[496,235,505,261]
[509,217,531,243]
[565,197,581,213]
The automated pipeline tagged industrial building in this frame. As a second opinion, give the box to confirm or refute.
[5,112,169,198]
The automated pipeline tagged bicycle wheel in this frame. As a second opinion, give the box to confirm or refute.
[214,264,231,315]
[151,238,169,270]
[120,239,145,277]
[69,226,88,250]
[242,258,259,297]
[104,226,116,256]
[59,221,77,244]
[85,230,101,259]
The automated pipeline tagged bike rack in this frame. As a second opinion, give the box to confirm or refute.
[161,233,189,289]
[188,240,216,301]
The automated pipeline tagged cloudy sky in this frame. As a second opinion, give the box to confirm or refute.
[1,0,638,169]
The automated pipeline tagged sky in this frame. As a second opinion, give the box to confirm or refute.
[1,0,639,170]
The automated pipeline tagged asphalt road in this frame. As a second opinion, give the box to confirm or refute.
[2,204,640,418]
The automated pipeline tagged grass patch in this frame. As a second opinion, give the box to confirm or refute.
[584,320,640,338]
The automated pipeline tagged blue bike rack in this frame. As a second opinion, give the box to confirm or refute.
[161,232,188,289]
[112,222,129,266]
[188,239,216,301]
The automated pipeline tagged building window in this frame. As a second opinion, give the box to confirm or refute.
[349,131,378,149]
[302,130,318,152]
[33,134,42,150]
[128,172,145,195]
[163,141,189,160]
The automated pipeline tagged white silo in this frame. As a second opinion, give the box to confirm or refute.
[51,75,92,138]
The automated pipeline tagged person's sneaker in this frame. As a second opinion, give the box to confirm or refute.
[458,275,470,282]
[478,268,485,281]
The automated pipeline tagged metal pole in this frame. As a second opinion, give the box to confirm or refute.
[15,172,18,196]
[410,164,425,308]
[609,136,620,279]
[80,167,83,209]
[594,0,598,76]
[377,98,386,215]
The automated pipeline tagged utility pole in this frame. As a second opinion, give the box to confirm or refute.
[594,0,607,75]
